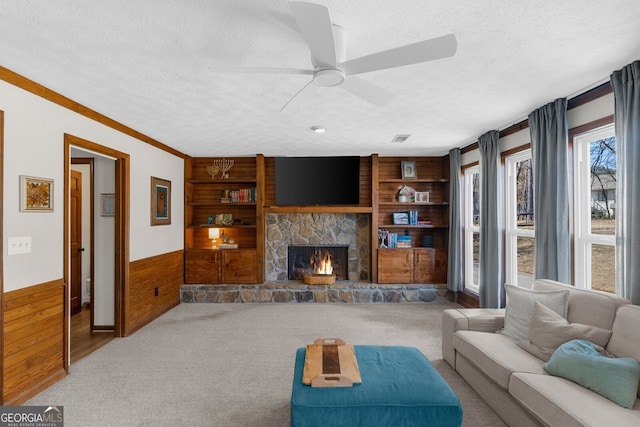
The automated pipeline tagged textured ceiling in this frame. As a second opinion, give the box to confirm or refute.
[1,1,640,157]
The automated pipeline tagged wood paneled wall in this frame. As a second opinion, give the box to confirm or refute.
[2,279,66,404]
[127,250,184,335]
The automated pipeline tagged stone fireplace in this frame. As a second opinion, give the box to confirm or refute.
[265,213,370,282]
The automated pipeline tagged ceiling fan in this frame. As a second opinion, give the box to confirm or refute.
[213,1,457,111]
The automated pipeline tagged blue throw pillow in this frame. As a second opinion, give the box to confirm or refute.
[544,339,640,409]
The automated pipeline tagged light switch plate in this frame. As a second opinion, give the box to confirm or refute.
[8,236,32,255]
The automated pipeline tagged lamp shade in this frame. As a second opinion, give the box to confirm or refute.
[208,228,220,239]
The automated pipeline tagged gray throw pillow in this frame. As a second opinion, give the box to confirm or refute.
[517,302,613,361]
[502,284,569,341]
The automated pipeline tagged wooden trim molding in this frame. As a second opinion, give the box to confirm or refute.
[461,82,613,155]
[0,65,184,159]
[64,134,130,344]
[568,115,614,140]
[0,109,4,404]
[456,290,480,308]
[2,279,67,404]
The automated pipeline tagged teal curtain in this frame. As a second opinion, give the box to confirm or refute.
[529,99,571,283]
[447,148,463,292]
[478,130,503,308]
[611,61,640,304]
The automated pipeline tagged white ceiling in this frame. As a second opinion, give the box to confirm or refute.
[1,1,640,157]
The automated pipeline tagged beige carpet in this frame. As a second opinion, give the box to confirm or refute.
[27,303,506,426]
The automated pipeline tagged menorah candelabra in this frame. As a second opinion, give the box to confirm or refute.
[207,159,234,179]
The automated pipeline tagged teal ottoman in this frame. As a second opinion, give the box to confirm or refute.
[290,345,463,427]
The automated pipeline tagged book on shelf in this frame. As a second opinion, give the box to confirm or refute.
[221,188,256,203]
[409,210,418,225]
[397,235,412,248]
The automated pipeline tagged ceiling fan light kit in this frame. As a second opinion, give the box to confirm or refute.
[211,1,457,111]
[313,69,345,87]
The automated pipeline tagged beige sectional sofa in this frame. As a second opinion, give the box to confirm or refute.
[442,279,640,426]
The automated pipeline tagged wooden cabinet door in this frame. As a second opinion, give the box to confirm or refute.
[222,249,257,283]
[414,248,436,283]
[185,250,221,284]
[378,249,413,283]
[433,248,448,284]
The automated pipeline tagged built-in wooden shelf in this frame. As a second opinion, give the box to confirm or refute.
[186,224,257,229]
[263,206,373,214]
[378,178,449,183]
[379,224,449,229]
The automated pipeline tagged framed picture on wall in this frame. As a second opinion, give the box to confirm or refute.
[20,175,54,212]
[151,176,171,225]
[100,193,115,217]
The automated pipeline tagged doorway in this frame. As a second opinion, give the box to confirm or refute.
[70,157,115,362]
[65,134,130,367]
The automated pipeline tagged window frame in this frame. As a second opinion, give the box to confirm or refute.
[504,149,535,288]
[463,164,480,294]
[572,123,616,290]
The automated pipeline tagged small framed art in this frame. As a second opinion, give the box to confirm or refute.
[20,175,54,212]
[401,161,417,179]
[151,176,171,226]
[100,193,115,217]
[392,212,409,225]
[415,191,430,203]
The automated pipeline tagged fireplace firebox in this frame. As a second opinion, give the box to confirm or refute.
[287,245,348,280]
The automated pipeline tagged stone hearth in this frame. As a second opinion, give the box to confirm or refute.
[181,282,454,304]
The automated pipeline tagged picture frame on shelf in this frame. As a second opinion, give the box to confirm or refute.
[392,212,410,225]
[401,161,417,179]
[151,176,171,226]
[20,175,54,212]
[415,191,430,203]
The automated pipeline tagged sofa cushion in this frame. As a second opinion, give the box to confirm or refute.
[510,372,640,427]
[606,304,640,398]
[517,302,612,361]
[453,330,545,389]
[502,284,569,341]
[532,279,629,330]
[544,339,640,409]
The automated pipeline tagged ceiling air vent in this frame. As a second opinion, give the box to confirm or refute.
[391,134,411,143]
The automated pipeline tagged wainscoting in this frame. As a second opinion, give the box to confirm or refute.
[127,250,184,335]
[2,279,66,404]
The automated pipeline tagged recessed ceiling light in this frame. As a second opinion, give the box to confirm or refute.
[311,126,326,133]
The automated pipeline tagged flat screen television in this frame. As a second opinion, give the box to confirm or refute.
[275,156,360,206]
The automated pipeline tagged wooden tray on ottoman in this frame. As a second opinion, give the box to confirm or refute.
[302,338,362,387]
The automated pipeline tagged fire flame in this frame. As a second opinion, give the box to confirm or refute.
[311,250,333,275]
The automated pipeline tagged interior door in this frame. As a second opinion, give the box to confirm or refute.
[70,169,83,316]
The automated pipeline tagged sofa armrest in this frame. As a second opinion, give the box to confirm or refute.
[442,308,506,369]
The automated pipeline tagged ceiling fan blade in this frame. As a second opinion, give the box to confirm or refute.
[279,80,318,112]
[340,76,396,107]
[341,33,457,76]
[289,1,337,69]
[209,67,313,75]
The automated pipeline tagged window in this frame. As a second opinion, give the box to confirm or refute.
[505,150,535,288]
[573,124,616,292]
[464,165,480,293]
